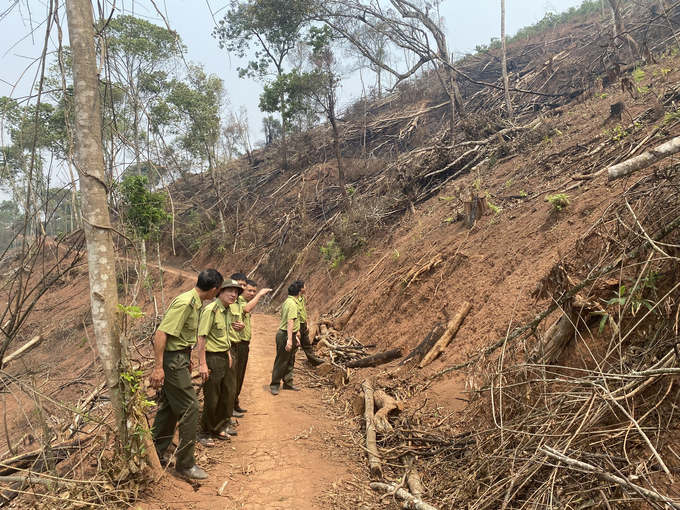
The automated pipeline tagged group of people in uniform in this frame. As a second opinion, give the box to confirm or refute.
[148,268,324,480]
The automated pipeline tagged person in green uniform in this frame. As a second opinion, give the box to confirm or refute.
[270,281,304,395]
[149,268,223,480]
[231,274,272,413]
[294,280,324,366]
[196,279,244,447]
[224,284,245,428]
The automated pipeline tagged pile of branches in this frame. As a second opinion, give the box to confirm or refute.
[335,135,680,509]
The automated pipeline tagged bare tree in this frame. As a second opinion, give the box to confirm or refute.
[320,0,464,140]
[64,0,127,442]
[608,0,639,55]
[501,0,513,122]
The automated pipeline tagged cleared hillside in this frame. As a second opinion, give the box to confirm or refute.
[2,1,680,508]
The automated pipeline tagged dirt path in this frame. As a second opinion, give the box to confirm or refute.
[140,313,349,509]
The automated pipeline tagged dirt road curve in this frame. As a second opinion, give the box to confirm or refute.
[140,313,349,509]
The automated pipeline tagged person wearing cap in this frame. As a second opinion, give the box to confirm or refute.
[149,268,223,480]
[294,280,324,366]
[196,279,243,446]
[270,280,304,395]
[230,273,273,413]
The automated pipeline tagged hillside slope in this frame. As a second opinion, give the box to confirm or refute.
[2,2,680,508]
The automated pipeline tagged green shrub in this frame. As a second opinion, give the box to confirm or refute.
[547,194,570,212]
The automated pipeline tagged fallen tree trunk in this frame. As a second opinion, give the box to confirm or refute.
[419,302,472,368]
[373,390,403,434]
[346,348,404,368]
[0,436,93,476]
[2,336,42,367]
[362,380,382,478]
[529,296,604,364]
[608,135,680,181]
[333,299,361,331]
[399,322,445,366]
[370,482,438,510]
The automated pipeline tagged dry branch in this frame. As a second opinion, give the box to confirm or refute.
[608,135,680,181]
[370,482,438,510]
[373,390,403,434]
[542,446,680,509]
[362,380,382,478]
[419,302,472,368]
[2,336,42,367]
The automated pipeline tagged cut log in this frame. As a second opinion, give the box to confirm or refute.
[419,302,472,368]
[373,390,403,434]
[529,309,577,364]
[346,347,404,369]
[333,299,361,331]
[529,296,605,364]
[399,322,446,366]
[608,135,680,181]
[404,455,425,497]
[362,380,382,478]
[370,482,438,510]
[2,336,42,367]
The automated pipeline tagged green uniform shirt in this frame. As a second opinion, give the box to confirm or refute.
[297,295,307,324]
[228,299,244,345]
[279,295,300,333]
[158,288,202,351]
[198,299,232,352]
[241,295,252,342]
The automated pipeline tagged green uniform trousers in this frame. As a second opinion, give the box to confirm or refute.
[152,350,199,469]
[227,344,239,418]
[298,321,317,363]
[270,329,298,388]
[200,351,232,436]
[234,341,249,407]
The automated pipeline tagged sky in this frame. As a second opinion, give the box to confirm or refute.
[0,0,588,149]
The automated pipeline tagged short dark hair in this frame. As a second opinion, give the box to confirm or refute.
[197,269,223,291]
[288,280,304,296]
[246,279,258,287]
[230,272,247,282]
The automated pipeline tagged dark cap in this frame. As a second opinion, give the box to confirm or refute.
[220,279,244,295]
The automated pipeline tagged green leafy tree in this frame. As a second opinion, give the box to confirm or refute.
[101,15,184,172]
[120,174,171,303]
[214,0,313,170]
[261,27,350,210]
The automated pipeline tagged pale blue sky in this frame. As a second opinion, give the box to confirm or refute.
[1,0,589,144]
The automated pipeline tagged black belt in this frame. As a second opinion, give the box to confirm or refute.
[206,350,229,356]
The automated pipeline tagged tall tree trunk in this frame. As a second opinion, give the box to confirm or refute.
[501,0,514,122]
[328,111,350,213]
[140,239,152,303]
[608,0,639,55]
[279,87,288,171]
[65,0,126,440]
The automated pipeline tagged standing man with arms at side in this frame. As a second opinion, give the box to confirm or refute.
[149,269,223,480]
[294,280,324,366]
[231,275,272,413]
[270,281,304,395]
[196,279,244,447]
[224,284,245,429]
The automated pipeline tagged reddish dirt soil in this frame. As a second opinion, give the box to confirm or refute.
[137,313,350,509]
